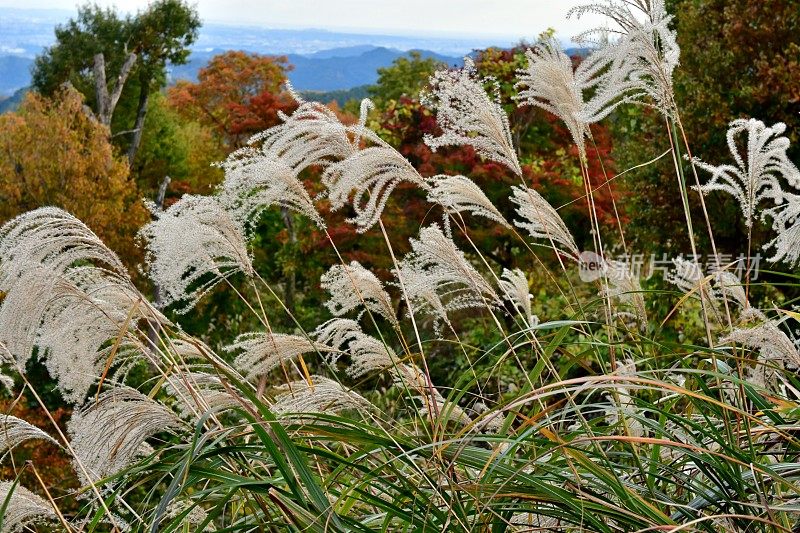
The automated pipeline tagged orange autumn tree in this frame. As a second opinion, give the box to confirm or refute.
[0,86,147,264]
[168,50,296,148]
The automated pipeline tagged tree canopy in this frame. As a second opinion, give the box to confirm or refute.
[31,0,201,162]
[0,87,147,263]
[167,50,295,148]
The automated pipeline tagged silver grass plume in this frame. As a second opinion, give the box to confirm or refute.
[162,500,211,531]
[346,333,400,379]
[421,57,522,175]
[0,207,127,286]
[665,258,720,317]
[423,390,472,427]
[693,119,800,228]
[322,143,428,232]
[570,0,680,114]
[510,185,580,259]
[390,362,428,391]
[226,332,332,382]
[34,268,151,403]
[713,271,749,309]
[271,375,372,418]
[320,261,397,325]
[426,174,509,228]
[605,358,644,437]
[498,268,538,328]
[67,388,182,486]
[719,320,800,387]
[765,192,800,266]
[395,224,500,334]
[164,372,239,420]
[0,373,12,393]
[0,415,58,456]
[515,38,638,160]
[0,482,57,533]
[0,265,148,397]
[218,154,324,230]
[603,260,647,329]
[139,195,253,313]
[312,318,362,363]
[246,95,360,173]
[0,209,161,402]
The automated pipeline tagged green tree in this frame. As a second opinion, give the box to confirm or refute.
[368,51,445,106]
[31,1,200,164]
[134,91,225,198]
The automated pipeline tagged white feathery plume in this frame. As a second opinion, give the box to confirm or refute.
[35,269,151,404]
[167,339,218,364]
[164,372,239,419]
[226,332,332,382]
[390,362,428,391]
[320,261,396,325]
[271,376,372,418]
[720,319,800,370]
[603,260,647,328]
[0,266,145,376]
[605,359,644,437]
[569,0,680,114]
[0,267,57,366]
[421,57,522,175]
[67,388,182,486]
[713,271,748,309]
[0,208,135,347]
[346,333,400,379]
[0,268,156,404]
[0,482,57,533]
[0,374,12,393]
[665,258,705,295]
[765,192,800,266]
[515,38,638,159]
[218,154,325,230]
[423,390,472,427]
[0,415,58,456]
[665,258,722,320]
[0,207,127,288]
[245,97,360,173]
[426,174,509,228]
[139,195,253,313]
[693,119,800,228]
[394,224,500,334]
[312,318,362,363]
[163,500,212,531]
[510,185,580,259]
[322,144,428,232]
[0,209,161,402]
[498,268,538,328]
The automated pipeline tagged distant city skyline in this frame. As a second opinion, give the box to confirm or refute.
[0,1,603,41]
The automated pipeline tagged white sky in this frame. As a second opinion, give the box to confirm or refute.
[0,0,601,40]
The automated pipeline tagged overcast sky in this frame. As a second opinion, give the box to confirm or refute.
[0,0,602,40]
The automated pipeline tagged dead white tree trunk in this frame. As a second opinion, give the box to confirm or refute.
[93,51,137,127]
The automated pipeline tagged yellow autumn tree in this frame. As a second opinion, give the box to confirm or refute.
[0,86,147,265]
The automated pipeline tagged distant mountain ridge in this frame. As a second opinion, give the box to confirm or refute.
[168,45,463,92]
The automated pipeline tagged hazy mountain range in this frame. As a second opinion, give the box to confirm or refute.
[0,7,515,98]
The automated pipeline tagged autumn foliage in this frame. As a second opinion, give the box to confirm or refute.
[0,87,147,264]
[167,50,296,147]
